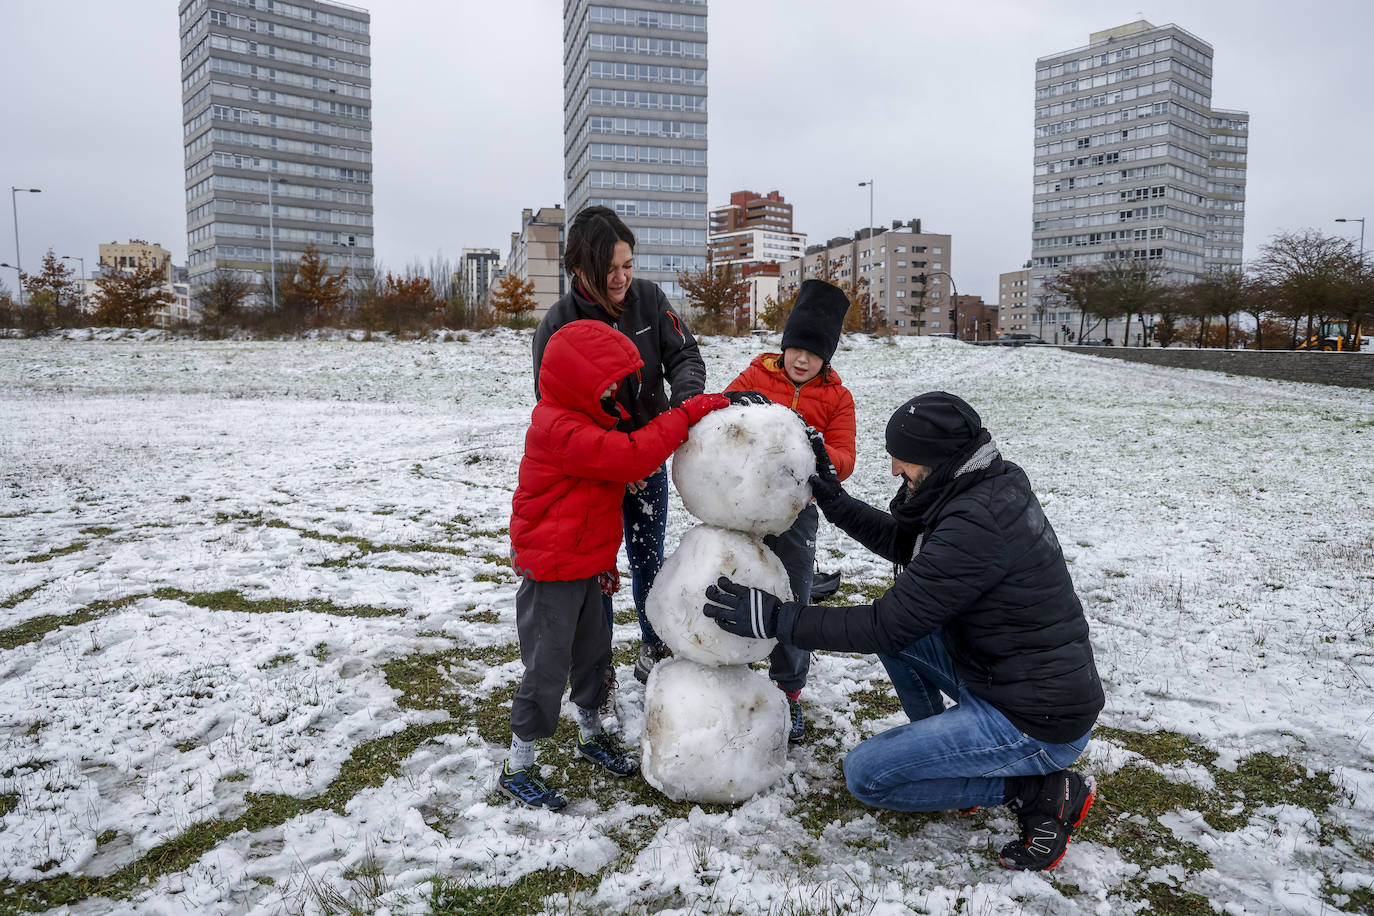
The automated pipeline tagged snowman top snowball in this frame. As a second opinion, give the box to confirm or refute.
[671,403,813,535]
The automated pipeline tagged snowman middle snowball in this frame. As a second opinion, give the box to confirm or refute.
[645,524,792,666]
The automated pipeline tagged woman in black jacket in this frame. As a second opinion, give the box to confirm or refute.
[533,206,707,702]
[703,392,1104,872]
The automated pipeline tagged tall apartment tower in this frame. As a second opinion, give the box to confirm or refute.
[1032,21,1248,334]
[562,0,708,303]
[179,0,374,291]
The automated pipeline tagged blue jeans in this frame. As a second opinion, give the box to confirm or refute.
[843,632,1091,812]
[601,464,668,645]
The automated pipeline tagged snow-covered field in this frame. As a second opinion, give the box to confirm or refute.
[1,332,1371,915]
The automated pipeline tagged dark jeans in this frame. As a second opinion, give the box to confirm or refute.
[764,503,818,692]
[510,576,612,741]
[601,464,668,645]
[842,631,1091,812]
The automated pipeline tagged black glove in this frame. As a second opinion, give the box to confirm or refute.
[725,390,772,407]
[806,426,843,509]
[703,576,781,639]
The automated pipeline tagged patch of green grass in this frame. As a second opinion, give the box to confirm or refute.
[95,830,117,847]
[846,687,904,724]
[20,541,89,563]
[0,594,149,650]
[1094,726,1218,767]
[0,794,17,819]
[78,526,116,537]
[1082,729,1346,910]
[1,583,44,610]
[426,867,593,916]
[463,608,501,624]
[1322,877,1374,914]
[261,653,294,669]
[155,588,403,619]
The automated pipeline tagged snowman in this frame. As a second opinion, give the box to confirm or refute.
[639,402,814,804]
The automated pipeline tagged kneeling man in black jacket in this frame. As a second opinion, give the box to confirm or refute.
[703,391,1104,871]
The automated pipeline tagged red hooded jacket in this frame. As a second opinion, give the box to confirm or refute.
[510,320,693,581]
[726,354,857,481]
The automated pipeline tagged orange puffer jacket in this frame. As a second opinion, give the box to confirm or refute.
[726,354,857,481]
[510,320,692,581]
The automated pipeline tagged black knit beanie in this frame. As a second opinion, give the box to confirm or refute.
[885,391,983,466]
[781,279,849,363]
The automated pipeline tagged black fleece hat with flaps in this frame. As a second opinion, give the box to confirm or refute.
[781,279,849,363]
[885,391,983,466]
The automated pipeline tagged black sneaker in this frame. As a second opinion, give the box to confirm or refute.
[633,640,672,684]
[787,697,806,743]
[575,731,637,777]
[498,761,567,811]
[998,771,1096,871]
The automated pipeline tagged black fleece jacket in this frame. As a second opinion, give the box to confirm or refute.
[532,277,705,432]
[779,458,1104,744]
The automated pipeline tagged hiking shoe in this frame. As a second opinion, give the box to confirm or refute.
[998,771,1096,871]
[599,669,619,723]
[787,697,806,743]
[633,640,672,684]
[575,731,637,777]
[498,761,567,811]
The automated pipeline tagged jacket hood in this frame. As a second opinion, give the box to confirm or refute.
[538,319,644,427]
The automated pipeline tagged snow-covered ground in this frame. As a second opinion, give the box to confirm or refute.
[1,332,1371,915]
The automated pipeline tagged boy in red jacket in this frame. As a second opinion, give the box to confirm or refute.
[502,319,728,809]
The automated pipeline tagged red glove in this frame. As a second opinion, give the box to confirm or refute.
[599,569,620,596]
[679,393,729,425]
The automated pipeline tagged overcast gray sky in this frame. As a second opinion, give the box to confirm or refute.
[2,0,1371,301]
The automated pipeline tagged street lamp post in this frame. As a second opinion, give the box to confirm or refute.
[1335,217,1366,260]
[858,179,874,330]
[266,176,283,311]
[59,254,85,315]
[10,187,41,306]
[59,254,86,314]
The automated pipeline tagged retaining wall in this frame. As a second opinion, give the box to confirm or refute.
[1052,346,1374,390]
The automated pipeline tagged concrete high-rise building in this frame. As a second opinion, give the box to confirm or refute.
[562,0,708,304]
[709,190,806,271]
[780,220,953,336]
[507,206,567,321]
[1032,20,1248,340]
[459,248,502,307]
[179,0,374,291]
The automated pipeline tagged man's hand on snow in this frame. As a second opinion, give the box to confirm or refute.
[703,577,781,639]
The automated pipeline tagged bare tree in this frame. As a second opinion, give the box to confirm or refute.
[1252,230,1361,347]
[193,269,253,336]
[677,253,750,336]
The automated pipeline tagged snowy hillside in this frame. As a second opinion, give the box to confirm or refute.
[0,332,1371,914]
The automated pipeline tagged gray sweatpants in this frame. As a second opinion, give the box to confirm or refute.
[764,503,818,692]
[510,576,613,742]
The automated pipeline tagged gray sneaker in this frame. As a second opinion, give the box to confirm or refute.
[599,668,618,722]
[633,640,672,683]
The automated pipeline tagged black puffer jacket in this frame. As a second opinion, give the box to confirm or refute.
[779,455,1104,744]
[533,278,705,432]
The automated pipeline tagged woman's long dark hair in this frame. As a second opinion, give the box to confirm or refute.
[564,205,636,318]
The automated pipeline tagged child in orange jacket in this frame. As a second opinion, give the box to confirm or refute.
[725,279,857,742]
[503,319,728,809]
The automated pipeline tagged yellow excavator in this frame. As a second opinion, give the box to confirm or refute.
[1296,320,1364,351]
